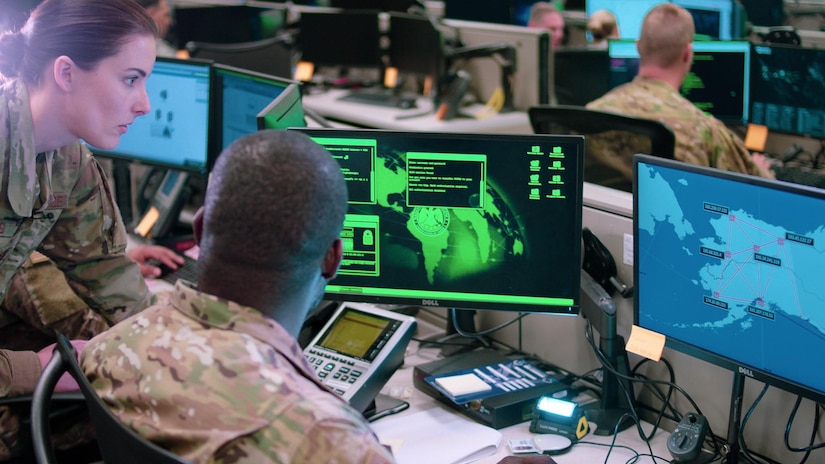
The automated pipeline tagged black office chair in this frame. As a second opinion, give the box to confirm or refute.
[31,334,192,464]
[186,34,294,79]
[529,105,676,192]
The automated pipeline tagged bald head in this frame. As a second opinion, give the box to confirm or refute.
[198,130,348,299]
[638,3,695,68]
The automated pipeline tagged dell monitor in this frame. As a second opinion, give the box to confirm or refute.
[608,39,751,124]
[213,64,300,151]
[291,127,585,314]
[90,57,214,174]
[749,44,825,139]
[256,83,307,130]
[634,153,825,405]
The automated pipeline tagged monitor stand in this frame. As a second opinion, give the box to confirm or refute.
[423,308,493,358]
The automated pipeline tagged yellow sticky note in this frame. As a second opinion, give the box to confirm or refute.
[134,206,159,238]
[294,61,315,82]
[625,325,666,362]
[744,124,768,152]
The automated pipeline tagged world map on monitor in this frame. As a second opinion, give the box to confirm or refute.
[636,158,825,397]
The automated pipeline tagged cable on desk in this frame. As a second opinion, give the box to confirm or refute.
[784,395,824,461]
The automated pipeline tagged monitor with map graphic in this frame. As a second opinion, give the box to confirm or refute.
[634,154,825,403]
[292,128,585,314]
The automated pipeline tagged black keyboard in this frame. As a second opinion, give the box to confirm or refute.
[160,254,198,285]
[774,165,825,189]
[338,90,417,109]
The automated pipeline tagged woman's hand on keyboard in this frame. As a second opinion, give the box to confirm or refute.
[128,245,185,278]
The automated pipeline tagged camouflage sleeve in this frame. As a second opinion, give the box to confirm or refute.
[0,348,40,397]
[703,119,775,179]
[218,413,396,464]
[39,153,153,325]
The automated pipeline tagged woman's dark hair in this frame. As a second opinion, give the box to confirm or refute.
[0,0,158,84]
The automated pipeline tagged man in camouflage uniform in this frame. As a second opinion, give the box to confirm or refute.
[0,79,153,458]
[586,3,774,185]
[82,130,395,463]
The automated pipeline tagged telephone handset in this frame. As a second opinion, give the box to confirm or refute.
[303,302,417,414]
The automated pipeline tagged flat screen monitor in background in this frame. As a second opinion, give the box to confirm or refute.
[388,13,445,88]
[292,128,585,314]
[442,18,551,109]
[554,47,610,106]
[634,153,825,405]
[443,0,512,25]
[90,58,213,174]
[673,0,745,40]
[213,64,299,152]
[329,0,424,11]
[608,39,751,124]
[749,44,825,139]
[256,83,307,130]
[296,10,382,69]
[585,0,664,40]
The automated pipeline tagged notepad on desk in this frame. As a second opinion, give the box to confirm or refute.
[371,407,502,464]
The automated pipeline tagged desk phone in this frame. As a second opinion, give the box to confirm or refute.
[303,302,417,413]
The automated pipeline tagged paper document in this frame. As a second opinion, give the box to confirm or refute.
[371,407,502,464]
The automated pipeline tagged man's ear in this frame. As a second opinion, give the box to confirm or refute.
[321,238,343,280]
[53,56,76,92]
[192,207,205,245]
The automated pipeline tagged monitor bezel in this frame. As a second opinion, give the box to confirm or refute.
[293,127,585,315]
[633,153,825,405]
[255,83,306,131]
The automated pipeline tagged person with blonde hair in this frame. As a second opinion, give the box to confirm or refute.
[587,9,619,47]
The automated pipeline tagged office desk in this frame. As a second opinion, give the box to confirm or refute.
[302,89,533,134]
[376,331,672,464]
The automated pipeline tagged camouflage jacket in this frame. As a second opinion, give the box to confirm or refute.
[586,76,775,182]
[0,79,152,396]
[82,281,396,464]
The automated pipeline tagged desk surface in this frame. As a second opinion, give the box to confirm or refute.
[375,321,672,464]
[302,89,532,134]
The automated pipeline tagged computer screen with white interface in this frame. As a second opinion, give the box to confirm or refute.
[609,39,751,123]
[293,128,585,314]
[634,154,825,403]
[214,64,297,151]
[749,44,825,139]
[90,58,213,173]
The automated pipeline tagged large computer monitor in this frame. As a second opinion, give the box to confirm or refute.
[634,153,825,404]
[749,44,825,139]
[90,57,214,174]
[296,10,382,69]
[387,13,446,87]
[673,0,745,40]
[256,83,307,130]
[443,0,512,25]
[585,0,664,40]
[553,47,610,106]
[441,18,551,109]
[608,39,751,124]
[293,128,585,314]
[213,64,300,152]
